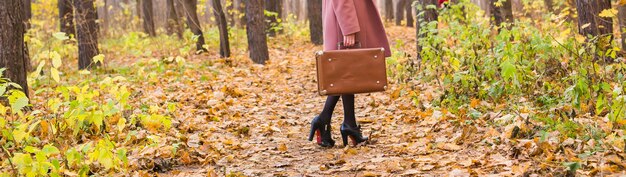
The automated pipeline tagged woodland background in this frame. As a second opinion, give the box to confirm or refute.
[1,0,626,176]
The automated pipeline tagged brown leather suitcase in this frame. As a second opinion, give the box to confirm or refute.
[315,47,388,96]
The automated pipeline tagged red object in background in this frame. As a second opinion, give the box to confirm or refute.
[439,0,449,7]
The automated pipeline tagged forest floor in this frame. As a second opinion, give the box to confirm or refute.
[152,26,498,176]
[69,26,623,176]
[89,26,608,177]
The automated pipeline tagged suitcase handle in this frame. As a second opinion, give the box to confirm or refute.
[337,41,361,50]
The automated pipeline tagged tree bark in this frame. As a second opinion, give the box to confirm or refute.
[308,0,323,45]
[245,0,269,64]
[181,0,207,52]
[1,0,29,97]
[59,0,76,36]
[416,0,439,60]
[265,0,282,36]
[23,0,31,29]
[136,0,142,19]
[141,0,156,36]
[576,0,599,37]
[490,0,513,28]
[596,0,613,38]
[102,0,109,33]
[396,0,407,26]
[212,0,231,57]
[544,0,554,12]
[227,0,235,27]
[619,4,626,50]
[406,0,414,27]
[74,0,101,70]
[236,0,246,27]
[166,0,183,38]
[22,0,32,71]
[385,0,394,22]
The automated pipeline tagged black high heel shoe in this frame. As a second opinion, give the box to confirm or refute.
[340,123,368,146]
[308,116,335,147]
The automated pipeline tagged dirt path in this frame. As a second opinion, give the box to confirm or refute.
[123,27,588,176]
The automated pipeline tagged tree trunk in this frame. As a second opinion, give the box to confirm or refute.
[576,0,614,55]
[136,0,142,19]
[396,0,407,26]
[245,0,269,64]
[102,0,109,33]
[406,0,414,27]
[74,0,101,70]
[617,5,626,51]
[308,0,323,45]
[385,0,394,22]
[22,0,32,71]
[236,0,246,27]
[23,0,31,29]
[166,0,183,38]
[265,0,282,36]
[141,0,156,36]
[181,0,207,52]
[544,0,554,12]
[227,0,235,27]
[416,0,439,60]
[596,0,613,38]
[1,0,29,97]
[576,0,599,37]
[491,0,513,28]
[59,0,76,36]
[212,0,231,57]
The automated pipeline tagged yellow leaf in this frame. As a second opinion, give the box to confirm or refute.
[575,34,586,43]
[581,23,591,30]
[117,117,126,133]
[50,51,62,68]
[278,143,287,152]
[13,124,29,142]
[92,54,105,64]
[620,0,626,6]
[599,8,618,18]
[50,67,60,82]
[78,70,91,75]
[0,104,6,116]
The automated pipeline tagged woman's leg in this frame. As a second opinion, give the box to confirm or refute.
[341,94,357,127]
[319,96,340,123]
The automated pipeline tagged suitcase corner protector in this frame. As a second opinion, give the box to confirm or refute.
[316,51,324,57]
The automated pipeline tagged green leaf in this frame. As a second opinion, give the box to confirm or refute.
[52,32,69,41]
[8,91,29,114]
[563,161,581,172]
[500,60,516,82]
[596,94,606,116]
[42,145,60,156]
[0,85,6,96]
[50,67,60,83]
[24,146,40,153]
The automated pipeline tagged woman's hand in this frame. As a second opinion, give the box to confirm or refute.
[344,34,356,47]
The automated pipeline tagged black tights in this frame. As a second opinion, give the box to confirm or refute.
[318,94,357,128]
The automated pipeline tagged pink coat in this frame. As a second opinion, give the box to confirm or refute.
[323,0,391,57]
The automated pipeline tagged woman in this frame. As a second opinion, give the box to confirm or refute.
[309,0,391,147]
